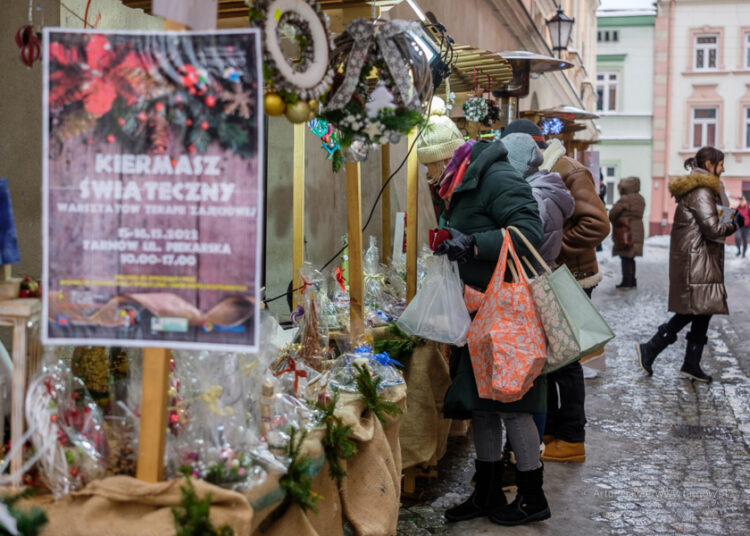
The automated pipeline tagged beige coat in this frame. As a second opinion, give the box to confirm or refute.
[609,177,646,258]
[668,172,736,315]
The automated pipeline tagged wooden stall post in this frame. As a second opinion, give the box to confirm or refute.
[381,144,392,265]
[135,348,171,482]
[292,123,306,308]
[405,129,419,304]
[345,162,365,341]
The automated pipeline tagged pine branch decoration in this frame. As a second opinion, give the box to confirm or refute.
[315,391,357,486]
[353,363,403,425]
[373,323,424,363]
[171,476,235,536]
[279,428,322,513]
[0,489,48,536]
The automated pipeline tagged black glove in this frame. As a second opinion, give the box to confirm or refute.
[435,227,476,263]
[734,211,745,229]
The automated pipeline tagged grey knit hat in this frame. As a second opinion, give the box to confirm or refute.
[502,132,544,178]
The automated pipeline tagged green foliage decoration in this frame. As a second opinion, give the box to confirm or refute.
[279,428,322,513]
[171,475,235,536]
[0,490,47,536]
[352,363,403,425]
[315,391,357,486]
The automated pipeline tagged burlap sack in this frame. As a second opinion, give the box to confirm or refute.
[250,428,326,533]
[259,503,318,536]
[399,342,452,469]
[338,385,406,536]
[39,476,252,536]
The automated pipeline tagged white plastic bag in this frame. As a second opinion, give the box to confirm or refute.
[397,255,471,345]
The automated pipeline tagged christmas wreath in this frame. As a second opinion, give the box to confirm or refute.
[463,97,487,122]
[249,0,334,123]
[47,32,259,158]
[319,18,433,158]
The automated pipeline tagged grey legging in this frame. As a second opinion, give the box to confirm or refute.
[472,411,542,471]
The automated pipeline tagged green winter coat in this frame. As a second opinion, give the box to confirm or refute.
[439,141,547,418]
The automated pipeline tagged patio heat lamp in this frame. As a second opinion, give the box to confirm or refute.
[492,51,573,126]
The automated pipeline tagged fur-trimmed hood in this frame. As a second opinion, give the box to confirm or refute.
[668,172,720,198]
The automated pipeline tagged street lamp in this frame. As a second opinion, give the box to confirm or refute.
[545,7,575,59]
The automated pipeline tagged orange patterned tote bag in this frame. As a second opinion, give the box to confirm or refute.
[464,230,547,403]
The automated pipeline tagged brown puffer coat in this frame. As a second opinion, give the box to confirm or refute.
[609,176,646,258]
[552,156,611,288]
[668,172,736,315]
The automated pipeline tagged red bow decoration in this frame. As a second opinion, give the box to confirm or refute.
[299,275,312,295]
[335,267,347,292]
[273,357,308,393]
[15,24,41,68]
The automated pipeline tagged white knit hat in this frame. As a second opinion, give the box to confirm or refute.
[417,97,465,164]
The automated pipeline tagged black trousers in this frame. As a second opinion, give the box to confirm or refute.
[664,313,712,344]
[544,286,592,443]
[620,256,636,284]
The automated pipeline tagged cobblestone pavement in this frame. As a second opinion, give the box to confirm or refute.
[398,239,750,535]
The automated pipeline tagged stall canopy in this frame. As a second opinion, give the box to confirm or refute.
[436,45,514,94]
[121,0,405,19]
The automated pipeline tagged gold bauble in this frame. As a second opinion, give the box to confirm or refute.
[264,93,286,116]
[307,111,316,122]
[307,99,319,115]
[285,100,311,124]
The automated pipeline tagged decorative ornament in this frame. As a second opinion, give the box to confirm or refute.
[249,0,334,105]
[221,83,255,119]
[463,95,488,122]
[320,18,433,158]
[264,92,287,116]
[15,24,41,68]
[540,117,564,136]
[285,100,311,124]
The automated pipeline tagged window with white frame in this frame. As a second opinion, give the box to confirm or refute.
[692,107,717,148]
[596,72,618,112]
[745,107,750,148]
[745,33,750,68]
[694,34,718,70]
[603,166,617,206]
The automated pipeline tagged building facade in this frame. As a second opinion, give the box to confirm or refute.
[651,0,750,235]
[595,7,656,222]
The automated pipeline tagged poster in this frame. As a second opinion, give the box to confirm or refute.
[42,28,263,352]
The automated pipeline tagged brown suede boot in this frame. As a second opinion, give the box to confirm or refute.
[540,439,585,462]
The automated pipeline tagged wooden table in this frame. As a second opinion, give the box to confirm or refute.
[0,298,42,486]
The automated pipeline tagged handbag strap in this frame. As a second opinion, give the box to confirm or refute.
[498,229,528,285]
[506,226,553,275]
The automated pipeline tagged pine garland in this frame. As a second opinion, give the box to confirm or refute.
[279,428,322,513]
[352,363,403,425]
[315,392,357,486]
[0,490,47,536]
[171,476,235,536]
[373,323,424,363]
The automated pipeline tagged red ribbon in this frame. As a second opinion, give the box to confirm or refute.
[335,267,347,292]
[274,357,308,393]
[299,275,312,295]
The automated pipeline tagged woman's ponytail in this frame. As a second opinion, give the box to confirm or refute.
[684,146,724,172]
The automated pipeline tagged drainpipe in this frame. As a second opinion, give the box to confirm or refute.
[662,0,676,231]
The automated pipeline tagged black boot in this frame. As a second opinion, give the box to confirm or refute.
[445,459,507,522]
[637,323,677,376]
[680,334,712,383]
[489,466,550,526]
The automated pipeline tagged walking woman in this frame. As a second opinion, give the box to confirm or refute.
[609,177,646,289]
[637,147,745,382]
[735,196,750,258]
[433,138,549,526]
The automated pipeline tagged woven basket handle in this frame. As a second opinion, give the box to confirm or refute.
[506,226,553,275]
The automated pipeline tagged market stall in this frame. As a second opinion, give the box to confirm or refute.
[0,1,466,535]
